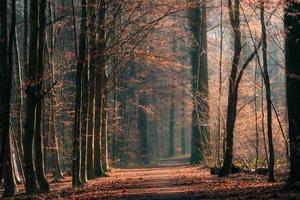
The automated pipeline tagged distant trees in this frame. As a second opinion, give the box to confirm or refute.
[285,0,300,185]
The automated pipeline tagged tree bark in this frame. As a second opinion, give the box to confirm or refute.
[260,0,275,182]
[94,0,106,177]
[0,0,18,196]
[168,96,175,157]
[188,1,202,164]
[188,0,209,164]
[34,0,50,192]
[138,92,150,165]
[219,0,242,177]
[101,74,109,172]
[72,0,88,187]
[285,0,300,185]
[87,0,97,180]
[23,0,40,193]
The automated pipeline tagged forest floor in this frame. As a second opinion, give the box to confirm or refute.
[4,157,300,200]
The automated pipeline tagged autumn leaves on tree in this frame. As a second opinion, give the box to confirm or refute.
[1,0,300,198]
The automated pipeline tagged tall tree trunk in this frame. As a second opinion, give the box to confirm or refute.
[48,0,64,181]
[80,57,89,183]
[181,101,186,155]
[101,74,109,172]
[216,0,223,166]
[138,92,149,165]
[254,62,259,170]
[188,0,209,164]
[13,32,24,155]
[168,96,175,157]
[72,0,88,187]
[285,0,300,185]
[188,1,202,164]
[34,0,50,192]
[23,0,40,193]
[0,0,18,196]
[260,0,275,182]
[94,0,106,177]
[219,0,242,177]
[197,1,210,158]
[87,0,97,180]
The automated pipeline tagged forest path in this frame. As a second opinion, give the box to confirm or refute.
[17,157,288,199]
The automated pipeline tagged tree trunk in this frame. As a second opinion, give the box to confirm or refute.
[86,0,97,180]
[13,32,24,155]
[34,0,50,192]
[48,0,64,181]
[216,0,223,166]
[168,96,175,157]
[101,74,109,172]
[0,0,18,196]
[260,0,275,182]
[138,92,150,165]
[23,0,40,193]
[80,58,89,183]
[188,0,209,164]
[219,0,242,177]
[285,0,300,185]
[72,0,88,187]
[197,1,210,158]
[188,2,201,164]
[94,0,106,177]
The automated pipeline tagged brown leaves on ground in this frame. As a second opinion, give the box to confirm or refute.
[5,161,300,200]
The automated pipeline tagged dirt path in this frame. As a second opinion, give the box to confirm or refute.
[8,157,295,199]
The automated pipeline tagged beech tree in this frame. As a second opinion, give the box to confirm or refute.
[285,0,300,185]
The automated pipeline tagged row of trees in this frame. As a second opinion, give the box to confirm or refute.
[0,0,191,197]
[1,0,300,197]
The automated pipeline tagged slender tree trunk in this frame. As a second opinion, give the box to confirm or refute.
[0,0,18,196]
[34,0,50,192]
[94,0,106,177]
[219,0,242,177]
[48,0,63,181]
[261,79,269,168]
[86,0,97,180]
[285,0,300,185]
[72,0,88,187]
[13,32,24,155]
[198,1,210,157]
[23,0,40,193]
[254,62,259,170]
[101,74,109,172]
[168,96,175,157]
[181,101,186,155]
[188,0,209,164]
[80,57,89,183]
[138,91,149,165]
[216,0,223,166]
[260,0,275,182]
[188,2,201,164]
